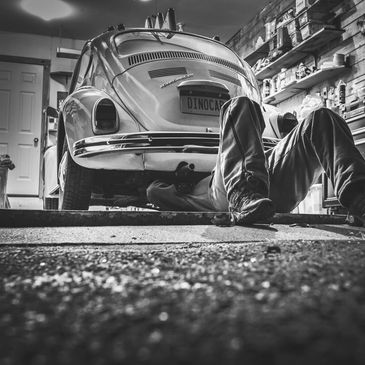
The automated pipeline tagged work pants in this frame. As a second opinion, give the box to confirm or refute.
[147,96,365,212]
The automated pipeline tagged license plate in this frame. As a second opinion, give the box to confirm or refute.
[180,95,227,116]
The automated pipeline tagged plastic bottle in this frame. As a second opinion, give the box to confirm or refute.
[263,79,271,97]
[337,80,346,104]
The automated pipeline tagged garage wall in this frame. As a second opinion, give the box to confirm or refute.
[226,0,365,115]
[0,31,85,197]
[227,0,294,61]
[0,31,85,108]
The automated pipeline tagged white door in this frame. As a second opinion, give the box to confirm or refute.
[0,61,44,195]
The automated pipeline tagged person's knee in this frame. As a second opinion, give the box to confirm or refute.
[232,96,256,109]
[303,107,335,129]
[223,96,261,127]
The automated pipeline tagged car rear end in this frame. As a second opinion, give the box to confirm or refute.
[74,30,262,174]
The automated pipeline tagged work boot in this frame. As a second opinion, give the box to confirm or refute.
[229,177,275,225]
[347,193,365,224]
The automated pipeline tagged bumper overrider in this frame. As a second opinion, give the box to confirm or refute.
[73,132,220,158]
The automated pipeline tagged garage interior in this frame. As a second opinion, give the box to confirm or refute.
[0,0,364,214]
[2,2,365,364]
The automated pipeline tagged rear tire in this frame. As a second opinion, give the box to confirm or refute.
[58,139,92,210]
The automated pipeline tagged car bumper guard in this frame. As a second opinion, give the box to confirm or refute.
[73,132,220,158]
[73,132,280,158]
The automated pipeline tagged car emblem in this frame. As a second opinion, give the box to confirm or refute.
[160,73,194,88]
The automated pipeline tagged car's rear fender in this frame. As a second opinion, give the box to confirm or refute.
[61,87,140,162]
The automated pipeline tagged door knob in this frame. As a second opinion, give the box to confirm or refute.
[34,137,39,146]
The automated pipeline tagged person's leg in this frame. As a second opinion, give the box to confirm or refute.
[209,96,275,223]
[268,107,365,213]
[146,177,215,211]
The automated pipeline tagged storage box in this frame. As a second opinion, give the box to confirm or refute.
[295,0,317,14]
[265,19,277,41]
[297,10,327,27]
[300,21,324,40]
[277,26,292,51]
[289,30,303,47]
[287,18,299,34]
[269,36,277,51]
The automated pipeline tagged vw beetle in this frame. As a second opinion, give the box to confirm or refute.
[44,9,283,210]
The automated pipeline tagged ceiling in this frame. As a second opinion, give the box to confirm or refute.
[0,0,270,43]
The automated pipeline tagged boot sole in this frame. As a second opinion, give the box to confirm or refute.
[233,198,275,225]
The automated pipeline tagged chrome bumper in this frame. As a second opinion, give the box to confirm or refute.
[73,132,280,158]
[73,132,220,158]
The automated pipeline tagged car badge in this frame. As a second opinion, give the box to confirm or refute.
[160,73,194,88]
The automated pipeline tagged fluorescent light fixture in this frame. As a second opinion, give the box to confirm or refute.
[20,0,74,21]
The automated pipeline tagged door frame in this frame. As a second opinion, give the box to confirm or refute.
[0,55,50,197]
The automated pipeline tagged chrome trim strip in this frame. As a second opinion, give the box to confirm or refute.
[355,138,365,146]
[75,145,218,158]
[74,132,220,147]
[73,133,280,157]
[209,70,242,87]
[352,127,365,136]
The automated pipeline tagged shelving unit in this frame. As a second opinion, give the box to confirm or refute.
[243,0,345,69]
[244,39,270,66]
[263,65,348,105]
[50,71,72,78]
[50,71,73,91]
[255,27,344,80]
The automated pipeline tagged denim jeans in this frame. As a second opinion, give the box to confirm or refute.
[147,96,365,212]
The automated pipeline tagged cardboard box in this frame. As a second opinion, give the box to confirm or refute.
[298,10,327,27]
[265,19,277,41]
[287,18,299,34]
[269,36,277,51]
[289,30,303,47]
[300,21,324,40]
[277,26,292,51]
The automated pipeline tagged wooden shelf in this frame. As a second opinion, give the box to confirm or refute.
[255,27,344,80]
[244,39,271,66]
[296,0,344,16]
[50,71,73,78]
[263,65,348,105]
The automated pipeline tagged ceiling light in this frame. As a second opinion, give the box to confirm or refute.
[20,0,75,21]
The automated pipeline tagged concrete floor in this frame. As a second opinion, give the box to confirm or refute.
[1,234,365,365]
[0,223,364,245]
[1,207,365,364]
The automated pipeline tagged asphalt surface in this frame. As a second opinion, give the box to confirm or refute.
[1,234,365,365]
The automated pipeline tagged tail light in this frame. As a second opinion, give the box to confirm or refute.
[93,98,119,135]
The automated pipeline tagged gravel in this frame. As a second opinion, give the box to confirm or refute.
[1,240,365,365]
